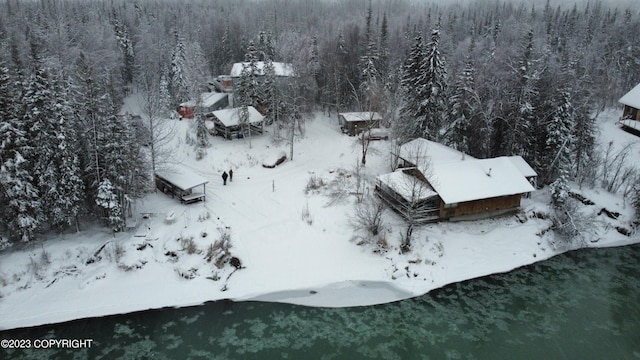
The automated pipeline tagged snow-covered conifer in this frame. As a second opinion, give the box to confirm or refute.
[263,58,277,128]
[38,70,85,229]
[544,91,575,183]
[195,114,210,156]
[396,30,425,142]
[111,13,135,85]
[447,43,478,154]
[236,40,261,111]
[169,32,189,104]
[0,63,42,242]
[95,178,124,231]
[420,24,448,141]
[498,29,538,158]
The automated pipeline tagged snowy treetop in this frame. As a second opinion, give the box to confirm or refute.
[229,62,294,77]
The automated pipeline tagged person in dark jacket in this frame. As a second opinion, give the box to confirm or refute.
[229,169,234,182]
[222,171,228,185]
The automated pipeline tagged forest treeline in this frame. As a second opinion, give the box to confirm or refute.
[0,0,639,244]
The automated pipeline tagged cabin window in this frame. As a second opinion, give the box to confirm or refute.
[444,202,458,209]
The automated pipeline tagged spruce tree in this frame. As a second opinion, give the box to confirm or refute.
[378,13,390,83]
[95,178,124,231]
[498,29,538,158]
[170,31,189,104]
[544,90,575,184]
[111,13,135,85]
[0,64,41,242]
[420,25,448,141]
[236,40,261,111]
[263,58,277,128]
[195,114,210,159]
[447,42,478,154]
[37,70,84,230]
[397,30,425,142]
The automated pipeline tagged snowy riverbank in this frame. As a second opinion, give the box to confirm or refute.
[1,110,638,331]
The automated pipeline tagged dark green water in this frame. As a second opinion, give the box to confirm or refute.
[2,245,639,360]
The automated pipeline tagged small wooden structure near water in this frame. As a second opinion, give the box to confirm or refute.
[155,170,209,204]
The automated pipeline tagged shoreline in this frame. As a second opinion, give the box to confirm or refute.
[2,239,638,332]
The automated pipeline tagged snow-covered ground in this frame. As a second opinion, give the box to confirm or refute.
[0,106,638,330]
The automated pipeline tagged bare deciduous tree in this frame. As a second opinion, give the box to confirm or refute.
[139,78,177,179]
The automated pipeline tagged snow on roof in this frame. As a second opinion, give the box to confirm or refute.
[339,112,383,122]
[398,138,472,168]
[211,106,264,127]
[507,155,538,178]
[376,171,438,201]
[425,156,535,204]
[619,83,640,109]
[180,92,228,108]
[155,169,209,191]
[229,61,295,77]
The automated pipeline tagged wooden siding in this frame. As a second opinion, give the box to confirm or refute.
[213,120,264,140]
[439,194,522,220]
[375,182,440,224]
[341,119,381,135]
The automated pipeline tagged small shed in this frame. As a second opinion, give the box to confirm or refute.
[155,170,209,204]
[339,112,383,136]
[619,83,640,121]
[210,106,265,139]
[178,92,229,119]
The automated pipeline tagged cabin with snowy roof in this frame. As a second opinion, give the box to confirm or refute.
[618,83,640,134]
[339,112,383,136]
[376,138,536,223]
[210,106,265,140]
[620,83,640,121]
[155,169,209,204]
[178,92,229,119]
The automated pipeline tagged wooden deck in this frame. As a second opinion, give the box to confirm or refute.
[374,183,440,224]
[181,192,205,204]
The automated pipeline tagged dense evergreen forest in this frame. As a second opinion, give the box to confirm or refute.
[1,0,639,244]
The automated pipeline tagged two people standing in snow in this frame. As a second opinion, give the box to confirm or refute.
[221,169,234,185]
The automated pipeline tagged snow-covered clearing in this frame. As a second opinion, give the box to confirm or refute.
[0,108,638,330]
